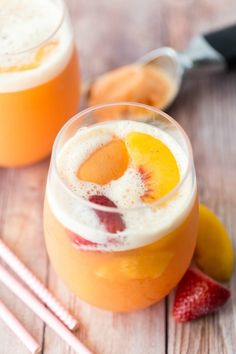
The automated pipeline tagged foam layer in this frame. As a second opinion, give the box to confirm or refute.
[47,120,196,251]
[0,0,74,92]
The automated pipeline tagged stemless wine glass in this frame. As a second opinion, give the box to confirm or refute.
[0,0,80,167]
[44,102,198,312]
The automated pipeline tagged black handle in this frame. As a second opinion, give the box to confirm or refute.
[204,24,236,70]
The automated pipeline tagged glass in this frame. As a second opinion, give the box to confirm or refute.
[44,102,198,312]
[0,0,80,167]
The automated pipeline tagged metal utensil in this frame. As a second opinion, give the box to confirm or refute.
[138,24,236,109]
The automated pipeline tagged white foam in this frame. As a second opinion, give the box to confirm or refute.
[0,0,74,92]
[47,120,196,251]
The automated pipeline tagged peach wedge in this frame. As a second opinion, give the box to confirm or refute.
[77,139,129,185]
[125,132,180,203]
[194,204,234,282]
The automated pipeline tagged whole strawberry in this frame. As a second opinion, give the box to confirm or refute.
[173,268,231,322]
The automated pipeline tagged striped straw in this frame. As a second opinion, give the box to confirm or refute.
[0,239,78,331]
[0,265,92,354]
[0,299,41,354]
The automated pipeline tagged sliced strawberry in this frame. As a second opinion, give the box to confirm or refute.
[68,231,98,247]
[173,267,231,322]
[89,195,125,233]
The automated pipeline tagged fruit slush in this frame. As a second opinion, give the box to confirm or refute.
[44,104,198,312]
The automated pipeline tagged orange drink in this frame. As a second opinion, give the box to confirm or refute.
[44,103,198,312]
[0,0,80,167]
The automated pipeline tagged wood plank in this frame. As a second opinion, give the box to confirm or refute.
[166,0,236,353]
[0,160,49,354]
[168,72,236,354]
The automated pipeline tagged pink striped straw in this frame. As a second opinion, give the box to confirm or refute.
[0,299,41,354]
[0,239,78,331]
[0,264,93,354]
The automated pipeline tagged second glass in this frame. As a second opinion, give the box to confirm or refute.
[0,0,80,167]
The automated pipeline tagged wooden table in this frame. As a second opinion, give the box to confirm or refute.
[1,0,236,353]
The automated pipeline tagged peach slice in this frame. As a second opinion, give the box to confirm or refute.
[194,204,234,282]
[77,139,129,185]
[120,251,173,279]
[125,132,180,203]
[0,41,58,73]
[96,251,173,280]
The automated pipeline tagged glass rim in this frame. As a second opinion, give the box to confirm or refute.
[0,0,65,56]
[52,102,194,213]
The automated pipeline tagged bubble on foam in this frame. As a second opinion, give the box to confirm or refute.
[105,168,145,209]
[47,120,196,251]
[0,0,74,92]
[0,0,61,56]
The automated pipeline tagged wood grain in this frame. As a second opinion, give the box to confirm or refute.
[1,0,236,353]
[0,161,49,354]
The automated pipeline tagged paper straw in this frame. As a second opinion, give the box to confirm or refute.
[0,239,78,331]
[0,299,41,354]
[0,265,93,354]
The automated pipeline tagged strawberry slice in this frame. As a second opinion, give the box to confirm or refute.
[68,231,98,247]
[89,195,125,233]
[173,267,231,322]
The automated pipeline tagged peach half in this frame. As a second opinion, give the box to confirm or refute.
[77,139,129,185]
[125,132,180,203]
